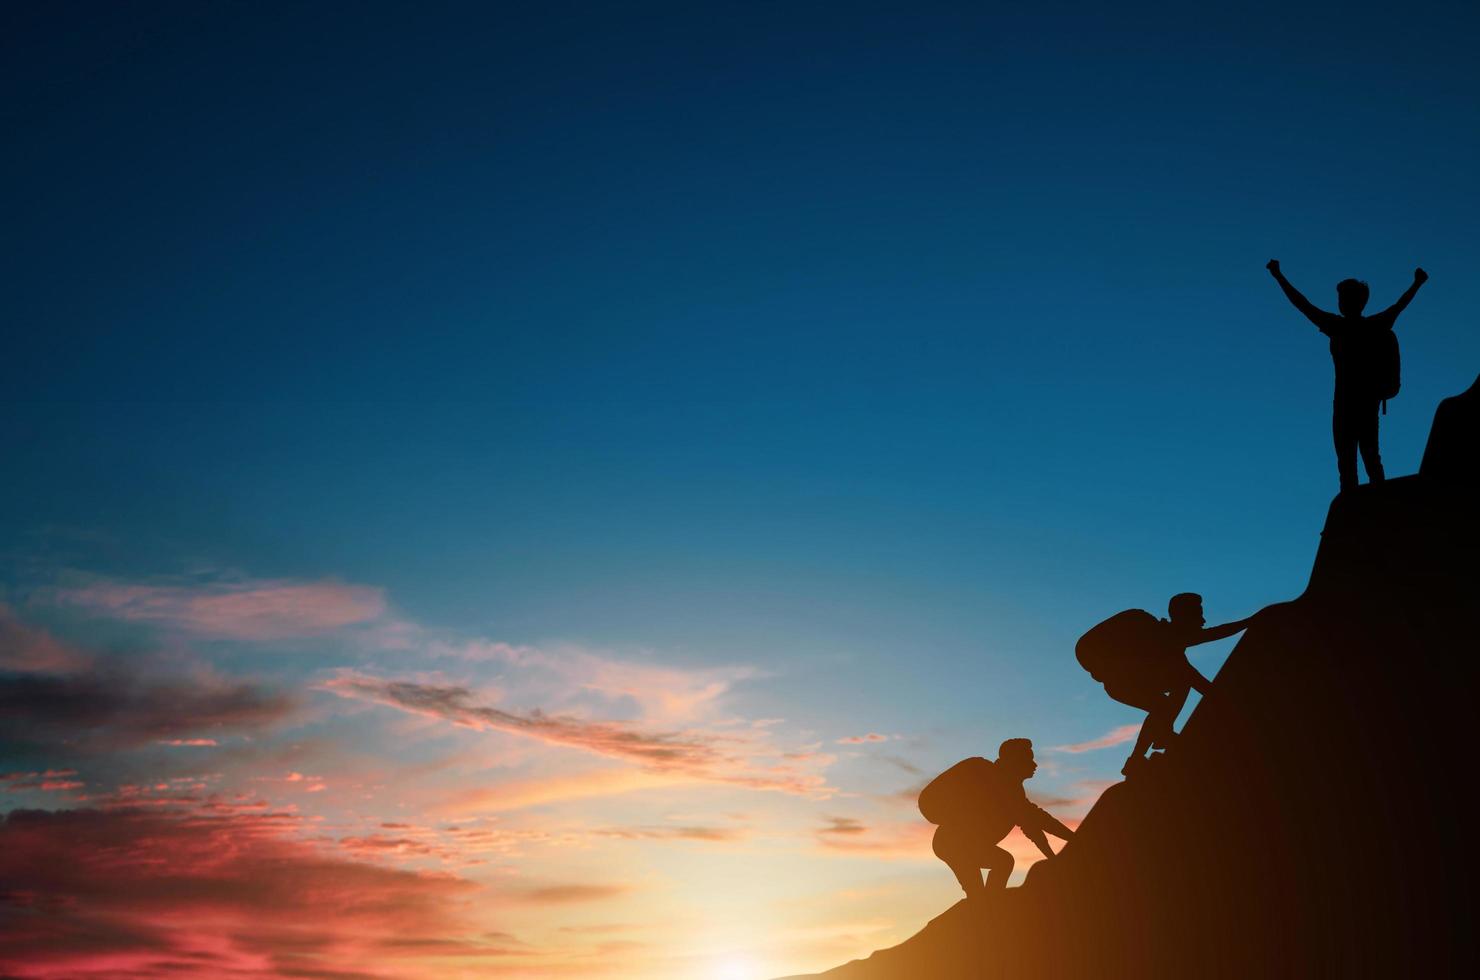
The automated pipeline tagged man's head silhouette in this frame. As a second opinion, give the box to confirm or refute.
[997,738,1037,781]
[1336,278,1370,317]
[1169,592,1205,632]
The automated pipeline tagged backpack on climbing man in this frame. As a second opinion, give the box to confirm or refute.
[918,756,1000,826]
[1075,608,1165,685]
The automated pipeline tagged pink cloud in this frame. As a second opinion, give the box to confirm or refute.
[0,806,516,978]
[836,733,892,744]
[0,604,90,674]
[51,579,386,640]
[1051,723,1143,754]
[1,770,84,794]
[157,738,218,746]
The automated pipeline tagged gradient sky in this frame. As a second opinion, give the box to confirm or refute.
[4,2,1479,978]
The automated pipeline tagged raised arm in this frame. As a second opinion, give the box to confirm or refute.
[1376,268,1428,322]
[1267,259,1332,328]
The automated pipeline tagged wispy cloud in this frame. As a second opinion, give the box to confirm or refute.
[594,824,746,843]
[320,671,830,797]
[1051,723,1143,754]
[397,635,757,727]
[813,818,934,858]
[836,733,892,744]
[51,578,386,640]
[511,884,631,905]
[1,769,84,793]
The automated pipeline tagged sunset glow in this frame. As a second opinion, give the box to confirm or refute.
[5,2,1478,977]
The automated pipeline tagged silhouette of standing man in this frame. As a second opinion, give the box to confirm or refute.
[1267,259,1428,491]
[927,739,1074,899]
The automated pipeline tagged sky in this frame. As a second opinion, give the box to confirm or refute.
[3,1,1478,977]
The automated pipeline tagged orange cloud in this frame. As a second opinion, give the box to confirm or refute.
[836,733,892,744]
[439,768,690,815]
[51,578,385,640]
[814,818,935,859]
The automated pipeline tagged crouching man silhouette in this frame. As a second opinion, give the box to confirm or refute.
[924,739,1074,899]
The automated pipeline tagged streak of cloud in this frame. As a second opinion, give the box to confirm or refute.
[51,578,386,640]
[1051,724,1143,754]
[320,671,830,797]
[513,883,630,905]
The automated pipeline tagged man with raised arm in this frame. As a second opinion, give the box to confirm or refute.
[923,738,1074,899]
[1267,259,1428,491]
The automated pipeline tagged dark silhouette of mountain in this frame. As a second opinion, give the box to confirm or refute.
[781,374,1479,980]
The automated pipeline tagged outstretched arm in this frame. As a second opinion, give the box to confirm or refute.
[1190,618,1251,646]
[1022,801,1075,843]
[1267,259,1331,328]
[1377,268,1428,322]
[1021,823,1057,860]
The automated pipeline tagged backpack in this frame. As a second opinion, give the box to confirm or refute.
[1075,609,1164,685]
[1373,329,1400,413]
[918,756,997,825]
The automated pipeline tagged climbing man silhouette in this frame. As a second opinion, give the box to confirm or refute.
[1267,259,1428,491]
[1097,593,1251,776]
[1112,595,1249,781]
[925,739,1074,899]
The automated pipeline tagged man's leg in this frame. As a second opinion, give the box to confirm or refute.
[1149,682,1193,749]
[1105,681,1162,775]
[947,860,984,898]
[1357,399,1384,483]
[980,845,1016,890]
[1333,402,1359,490]
[933,827,983,898]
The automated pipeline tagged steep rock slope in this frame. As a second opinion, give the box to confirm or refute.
[786,377,1479,979]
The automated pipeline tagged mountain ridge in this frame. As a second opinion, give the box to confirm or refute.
[781,374,1479,979]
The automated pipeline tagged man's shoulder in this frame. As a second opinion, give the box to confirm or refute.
[1314,310,1345,334]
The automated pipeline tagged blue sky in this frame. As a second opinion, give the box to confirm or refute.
[3,3,1478,976]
